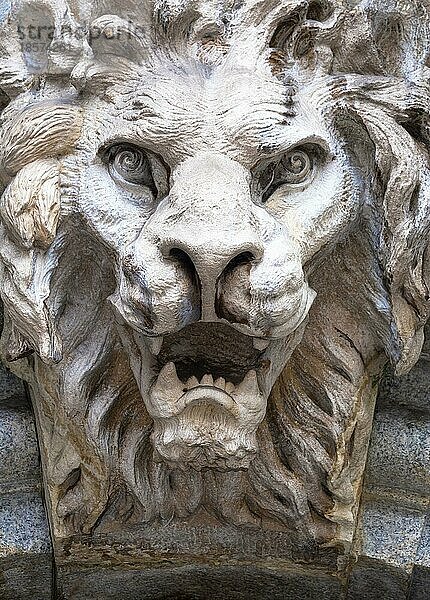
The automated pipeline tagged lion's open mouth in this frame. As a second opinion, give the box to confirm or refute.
[133,322,271,469]
[121,318,306,470]
[144,322,270,422]
[157,321,266,385]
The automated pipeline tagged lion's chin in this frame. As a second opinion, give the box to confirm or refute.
[148,365,266,470]
[151,402,259,471]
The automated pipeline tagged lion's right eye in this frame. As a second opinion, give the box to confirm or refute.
[106,144,157,194]
[102,143,170,200]
[109,144,154,186]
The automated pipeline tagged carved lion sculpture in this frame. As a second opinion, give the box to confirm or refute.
[0,0,429,556]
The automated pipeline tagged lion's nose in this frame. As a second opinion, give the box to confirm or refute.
[118,152,270,335]
[160,241,261,281]
[159,238,263,322]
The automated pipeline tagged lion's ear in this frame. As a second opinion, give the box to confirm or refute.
[0,159,60,250]
[361,108,430,374]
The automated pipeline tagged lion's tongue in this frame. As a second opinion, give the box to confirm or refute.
[147,361,265,421]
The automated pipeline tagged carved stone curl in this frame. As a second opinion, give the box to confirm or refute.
[0,0,429,563]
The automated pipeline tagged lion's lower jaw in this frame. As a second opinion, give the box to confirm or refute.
[151,418,258,471]
[145,359,267,470]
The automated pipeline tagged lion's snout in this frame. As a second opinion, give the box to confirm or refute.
[113,152,313,339]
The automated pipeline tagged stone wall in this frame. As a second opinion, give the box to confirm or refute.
[351,326,430,599]
[0,361,52,600]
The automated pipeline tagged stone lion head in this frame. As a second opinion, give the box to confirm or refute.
[0,0,429,555]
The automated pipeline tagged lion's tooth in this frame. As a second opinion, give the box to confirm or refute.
[214,377,225,390]
[186,375,199,389]
[231,370,266,414]
[225,381,235,394]
[253,338,269,351]
[148,362,184,418]
[201,373,214,386]
[155,362,182,391]
[146,336,163,355]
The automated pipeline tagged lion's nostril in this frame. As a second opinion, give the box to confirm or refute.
[215,251,254,326]
[169,247,192,263]
[169,247,202,315]
[224,251,255,272]
[169,247,197,276]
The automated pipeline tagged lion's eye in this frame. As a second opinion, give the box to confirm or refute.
[279,150,312,183]
[257,147,315,203]
[106,144,156,192]
[102,142,173,201]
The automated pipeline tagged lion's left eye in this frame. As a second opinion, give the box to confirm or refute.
[256,147,315,202]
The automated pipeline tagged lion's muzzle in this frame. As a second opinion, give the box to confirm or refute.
[110,151,315,469]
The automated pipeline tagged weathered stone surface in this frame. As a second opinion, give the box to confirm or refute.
[346,558,410,600]
[348,323,430,599]
[408,512,430,600]
[0,402,40,486]
[0,358,52,598]
[378,330,430,414]
[0,2,10,23]
[358,500,426,568]
[0,555,52,600]
[415,513,430,569]
[0,361,26,404]
[0,479,52,598]
[0,491,50,555]
[365,406,430,498]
